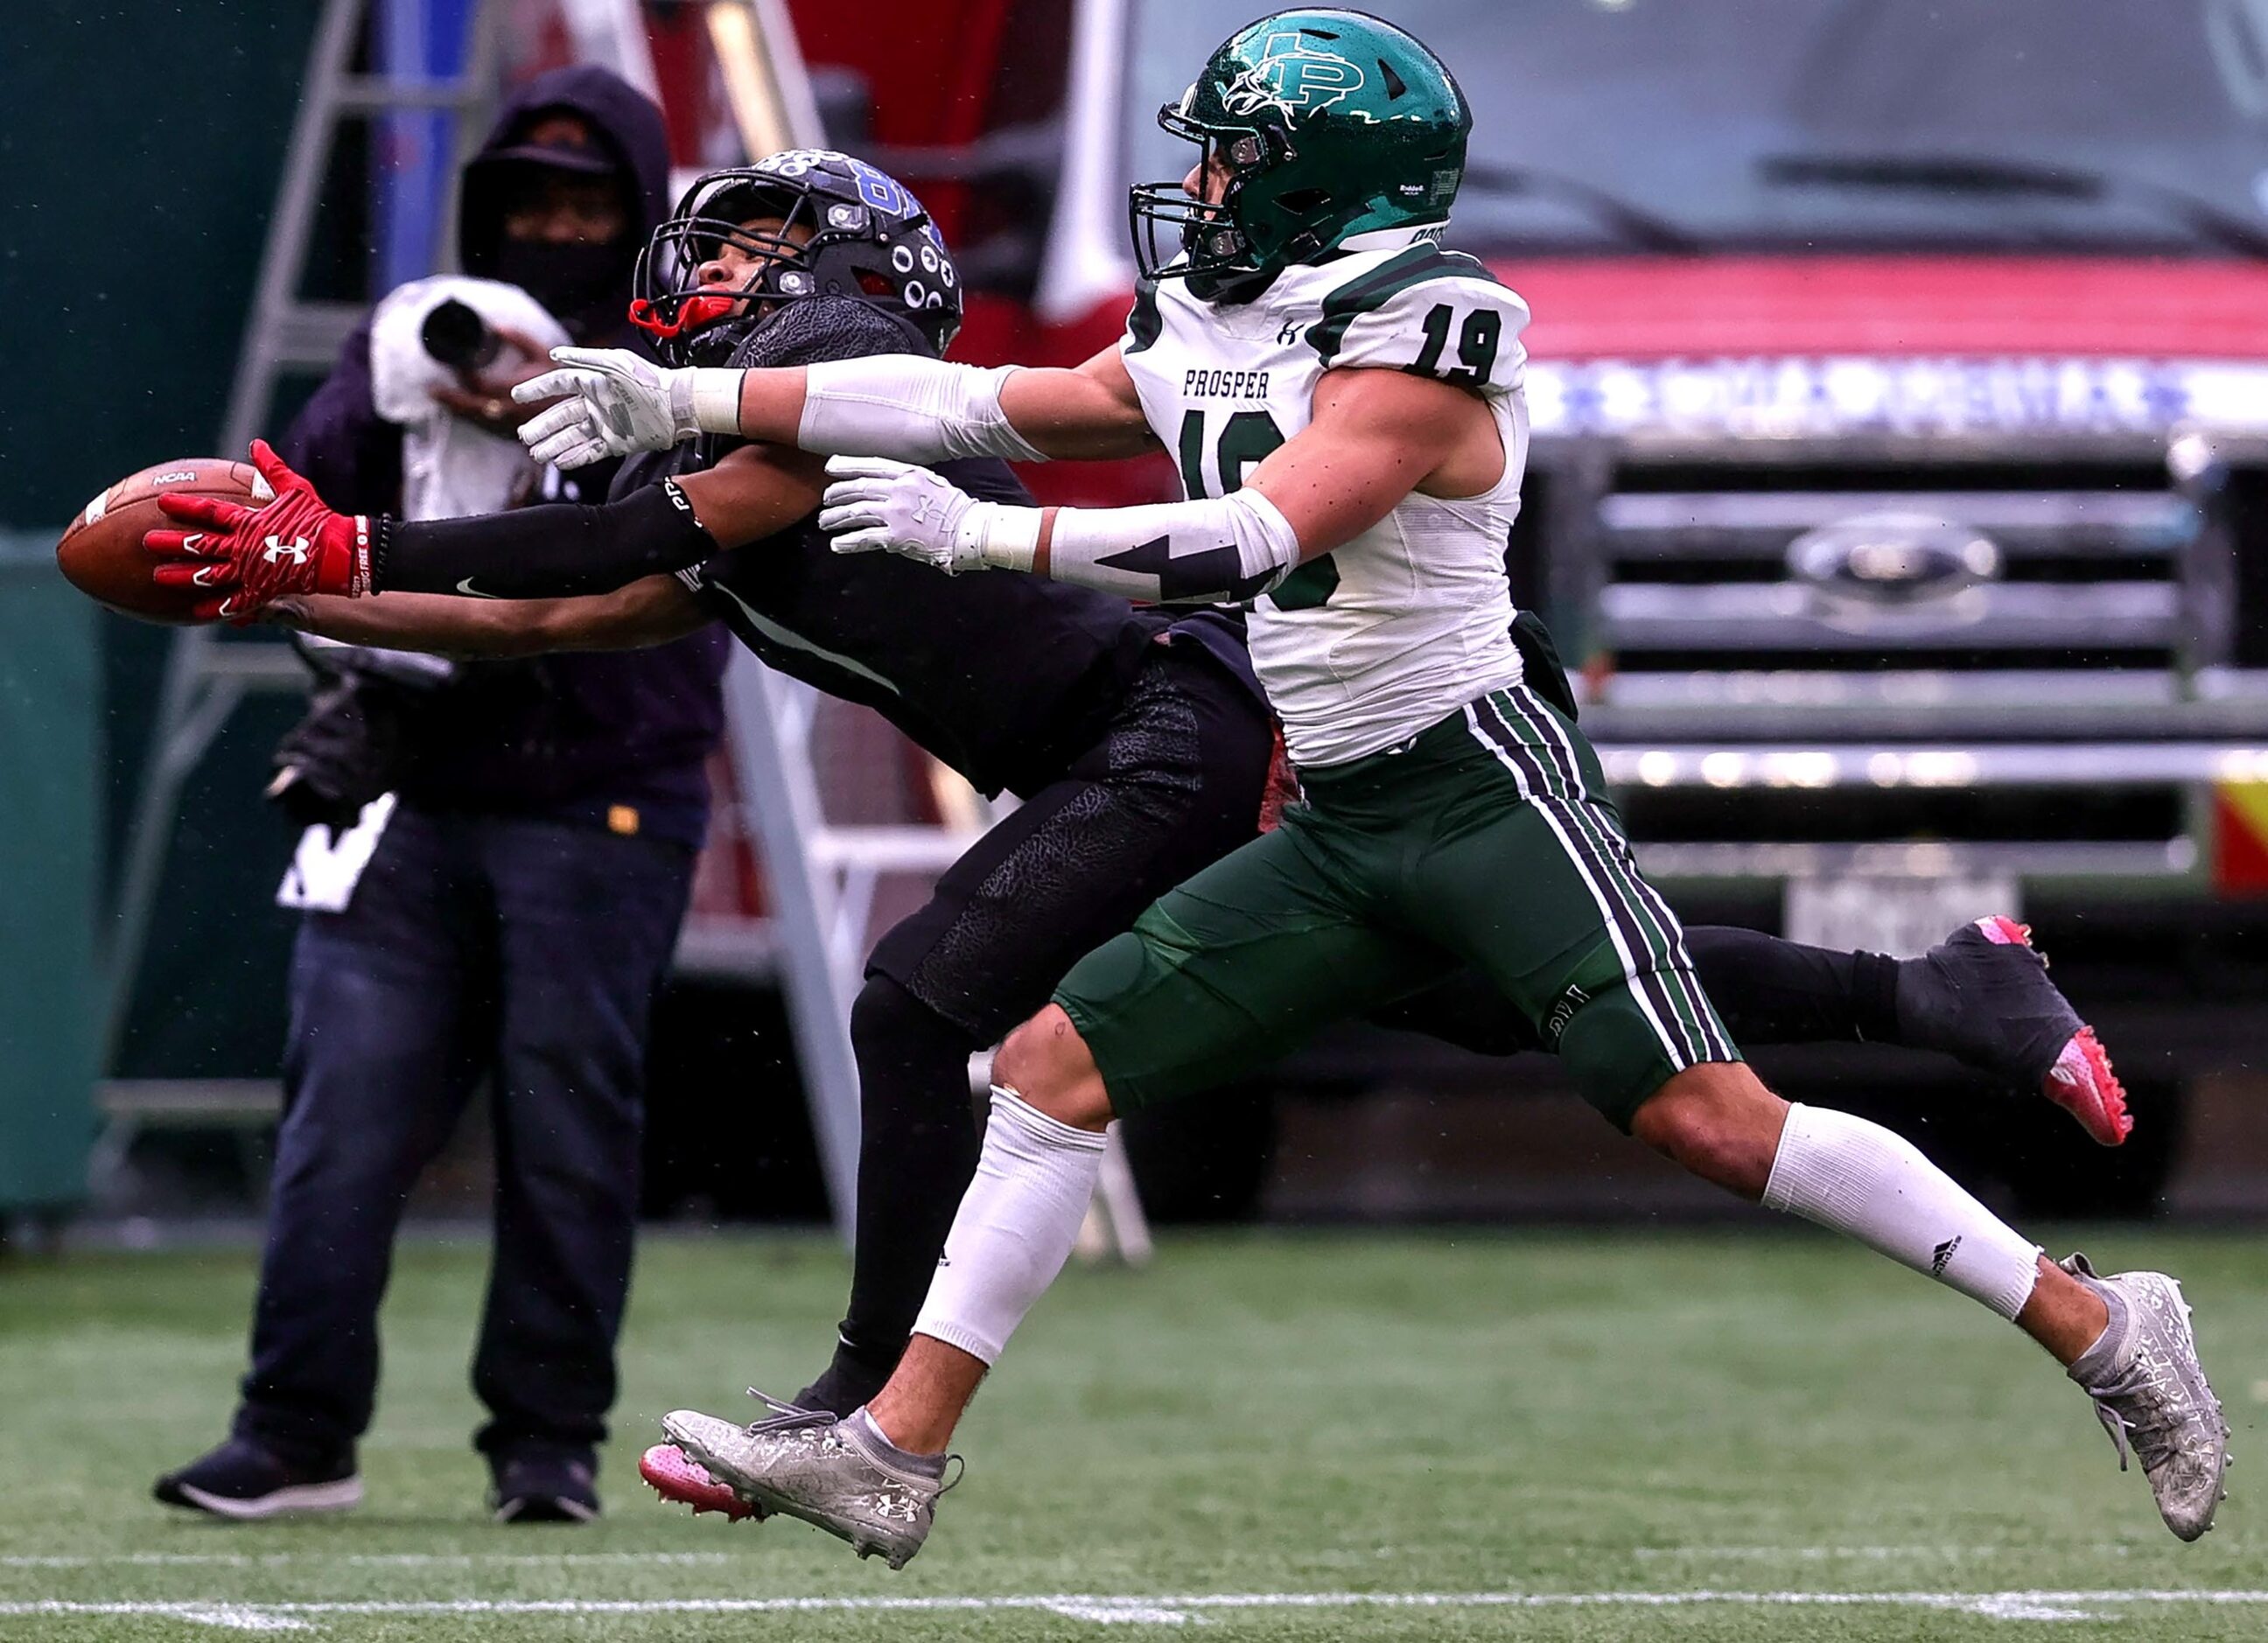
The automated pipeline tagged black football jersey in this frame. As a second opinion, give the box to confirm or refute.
[625,448,1244,797]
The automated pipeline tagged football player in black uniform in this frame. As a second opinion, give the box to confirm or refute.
[150,153,2125,1443]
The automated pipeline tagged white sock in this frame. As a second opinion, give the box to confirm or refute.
[910,1087,1107,1365]
[1762,1102,2041,1320]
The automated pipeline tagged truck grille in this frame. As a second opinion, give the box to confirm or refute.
[1595,484,2194,668]
[1538,455,2264,896]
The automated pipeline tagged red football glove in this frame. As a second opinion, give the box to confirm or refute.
[145,439,373,622]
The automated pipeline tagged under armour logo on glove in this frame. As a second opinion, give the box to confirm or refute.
[144,439,374,623]
[817,454,995,574]
[514,346,705,470]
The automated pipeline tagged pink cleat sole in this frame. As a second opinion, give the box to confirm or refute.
[1976,916,2132,1147]
[640,1443,764,1521]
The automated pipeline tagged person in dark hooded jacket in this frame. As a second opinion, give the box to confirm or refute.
[153,66,726,1527]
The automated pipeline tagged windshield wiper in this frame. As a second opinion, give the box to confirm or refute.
[1759,151,2268,260]
[1459,162,1701,254]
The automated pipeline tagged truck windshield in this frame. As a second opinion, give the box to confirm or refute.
[1119,0,2268,255]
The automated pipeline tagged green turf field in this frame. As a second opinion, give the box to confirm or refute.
[1,1227,2261,1640]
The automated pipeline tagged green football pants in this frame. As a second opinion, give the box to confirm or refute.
[1054,683,1739,1129]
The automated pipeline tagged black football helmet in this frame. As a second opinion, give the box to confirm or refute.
[631,150,962,365]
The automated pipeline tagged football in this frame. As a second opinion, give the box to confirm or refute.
[56,456,273,624]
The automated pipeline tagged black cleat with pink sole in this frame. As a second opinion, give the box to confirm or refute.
[1897,916,2132,1147]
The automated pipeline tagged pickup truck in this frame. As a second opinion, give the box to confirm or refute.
[805,0,2268,1213]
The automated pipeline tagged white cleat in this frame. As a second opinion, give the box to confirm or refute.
[662,1394,951,1570]
[2061,1253,2230,1541]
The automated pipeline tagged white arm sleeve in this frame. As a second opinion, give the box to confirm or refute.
[984,489,1304,605]
[795,355,1048,464]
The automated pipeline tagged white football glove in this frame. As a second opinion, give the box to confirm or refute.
[513,347,700,469]
[818,455,1037,575]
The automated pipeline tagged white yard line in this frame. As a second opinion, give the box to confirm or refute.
[4,1546,2142,1570]
[2,1589,2265,1630]
[0,1553,738,1569]
[169,1609,310,1634]
[1632,1545,2140,1561]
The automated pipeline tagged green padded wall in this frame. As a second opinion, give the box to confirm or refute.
[4,1,323,1092]
[0,536,98,1212]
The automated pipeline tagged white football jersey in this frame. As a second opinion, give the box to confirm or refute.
[1118,227,1533,768]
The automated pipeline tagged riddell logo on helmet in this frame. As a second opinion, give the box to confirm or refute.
[1221,32,1366,115]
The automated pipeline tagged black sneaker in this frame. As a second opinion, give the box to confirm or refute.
[491,1452,600,1524]
[153,1437,361,1520]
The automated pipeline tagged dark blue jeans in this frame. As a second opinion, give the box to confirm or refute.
[233,805,695,1471]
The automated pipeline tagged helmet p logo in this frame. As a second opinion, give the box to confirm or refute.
[1223,31,1366,115]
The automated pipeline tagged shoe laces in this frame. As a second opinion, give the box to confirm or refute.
[2063,1259,2215,1477]
[743,1386,836,1437]
[2090,1355,2217,1479]
[744,1387,962,1492]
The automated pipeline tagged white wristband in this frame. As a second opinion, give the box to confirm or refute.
[970,503,1042,574]
[687,369,744,437]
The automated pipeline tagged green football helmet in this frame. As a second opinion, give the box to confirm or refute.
[1130,8,1471,298]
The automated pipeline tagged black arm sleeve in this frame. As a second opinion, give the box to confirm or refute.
[372,478,719,598]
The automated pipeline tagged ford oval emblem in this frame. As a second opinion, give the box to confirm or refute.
[1787,512,2000,619]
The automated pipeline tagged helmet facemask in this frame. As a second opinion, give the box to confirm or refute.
[632,178,826,366]
[1129,113,1285,295]
[634,154,962,365]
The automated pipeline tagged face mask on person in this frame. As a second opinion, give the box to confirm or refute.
[489,238,636,341]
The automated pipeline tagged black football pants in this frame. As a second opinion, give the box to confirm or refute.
[816,640,1272,1400]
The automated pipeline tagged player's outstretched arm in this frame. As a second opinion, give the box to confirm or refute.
[371,444,823,599]
[146,440,823,618]
[515,343,1156,470]
[266,576,709,659]
[818,367,1499,603]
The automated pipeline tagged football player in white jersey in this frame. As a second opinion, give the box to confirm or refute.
[515,9,2225,1565]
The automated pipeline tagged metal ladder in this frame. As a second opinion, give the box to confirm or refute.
[102,0,505,1098]
[696,0,1150,1256]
